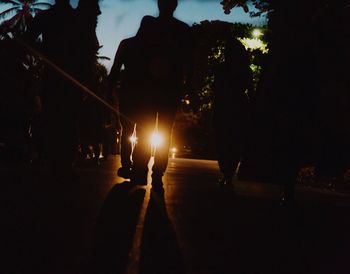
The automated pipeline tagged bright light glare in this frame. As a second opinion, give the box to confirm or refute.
[150,132,163,148]
[238,37,269,53]
[129,135,137,144]
[252,29,262,37]
[170,147,177,159]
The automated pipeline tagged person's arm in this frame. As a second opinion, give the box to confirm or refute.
[107,39,127,130]
[108,39,127,89]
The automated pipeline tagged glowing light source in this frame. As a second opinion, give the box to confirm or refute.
[170,147,177,159]
[150,132,163,148]
[238,37,269,53]
[150,131,163,157]
[130,123,138,149]
[252,28,262,38]
[129,135,137,144]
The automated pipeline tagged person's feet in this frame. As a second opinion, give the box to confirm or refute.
[117,166,132,179]
[152,175,164,194]
[130,168,148,185]
[93,156,101,166]
[218,172,234,189]
[279,195,297,209]
[281,182,297,208]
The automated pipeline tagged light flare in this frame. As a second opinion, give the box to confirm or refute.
[150,132,163,149]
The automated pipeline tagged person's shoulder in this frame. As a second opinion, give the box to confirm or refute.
[121,37,135,45]
[173,17,190,30]
[118,37,136,50]
[141,15,156,23]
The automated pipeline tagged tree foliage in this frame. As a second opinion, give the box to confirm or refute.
[0,0,51,37]
[190,20,268,112]
[174,20,269,158]
[220,0,271,16]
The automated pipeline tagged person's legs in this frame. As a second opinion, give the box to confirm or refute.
[118,118,134,178]
[274,143,300,207]
[213,120,238,187]
[130,110,155,184]
[151,110,176,189]
[92,142,101,165]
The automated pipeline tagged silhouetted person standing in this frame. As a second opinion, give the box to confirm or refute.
[140,0,193,191]
[212,38,252,187]
[266,1,321,207]
[26,0,80,176]
[72,0,103,166]
[109,15,155,181]
[313,1,350,185]
[110,0,193,192]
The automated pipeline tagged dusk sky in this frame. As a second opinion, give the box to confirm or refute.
[1,0,267,71]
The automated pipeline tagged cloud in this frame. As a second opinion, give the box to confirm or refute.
[114,14,126,27]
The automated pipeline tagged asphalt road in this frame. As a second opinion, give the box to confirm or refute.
[2,155,350,274]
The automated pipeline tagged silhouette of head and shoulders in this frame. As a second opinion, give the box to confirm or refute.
[156,0,187,27]
[153,0,190,40]
[213,38,252,101]
[108,15,156,91]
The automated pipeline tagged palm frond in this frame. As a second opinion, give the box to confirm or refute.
[0,12,21,31]
[0,0,21,5]
[32,2,52,9]
[0,7,19,20]
[98,56,111,61]
[31,7,44,13]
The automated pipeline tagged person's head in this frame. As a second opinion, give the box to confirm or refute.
[157,0,177,17]
[77,0,101,17]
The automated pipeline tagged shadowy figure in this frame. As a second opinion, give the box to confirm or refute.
[313,1,350,185]
[212,38,252,188]
[108,15,156,182]
[86,182,146,274]
[72,0,104,166]
[265,1,322,207]
[139,190,185,274]
[25,0,80,176]
[143,0,194,191]
[109,0,194,191]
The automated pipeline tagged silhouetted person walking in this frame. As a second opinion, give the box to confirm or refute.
[26,0,80,176]
[212,38,252,188]
[109,15,155,182]
[265,1,322,207]
[110,0,194,192]
[139,0,194,191]
[72,0,103,166]
[313,1,350,185]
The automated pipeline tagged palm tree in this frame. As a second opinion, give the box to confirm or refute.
[219,0,270,16]
[0,0,51,36]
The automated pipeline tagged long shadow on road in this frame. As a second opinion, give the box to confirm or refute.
[139,190,185,274]
[86,181,146,274]
[86,182,184,274]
